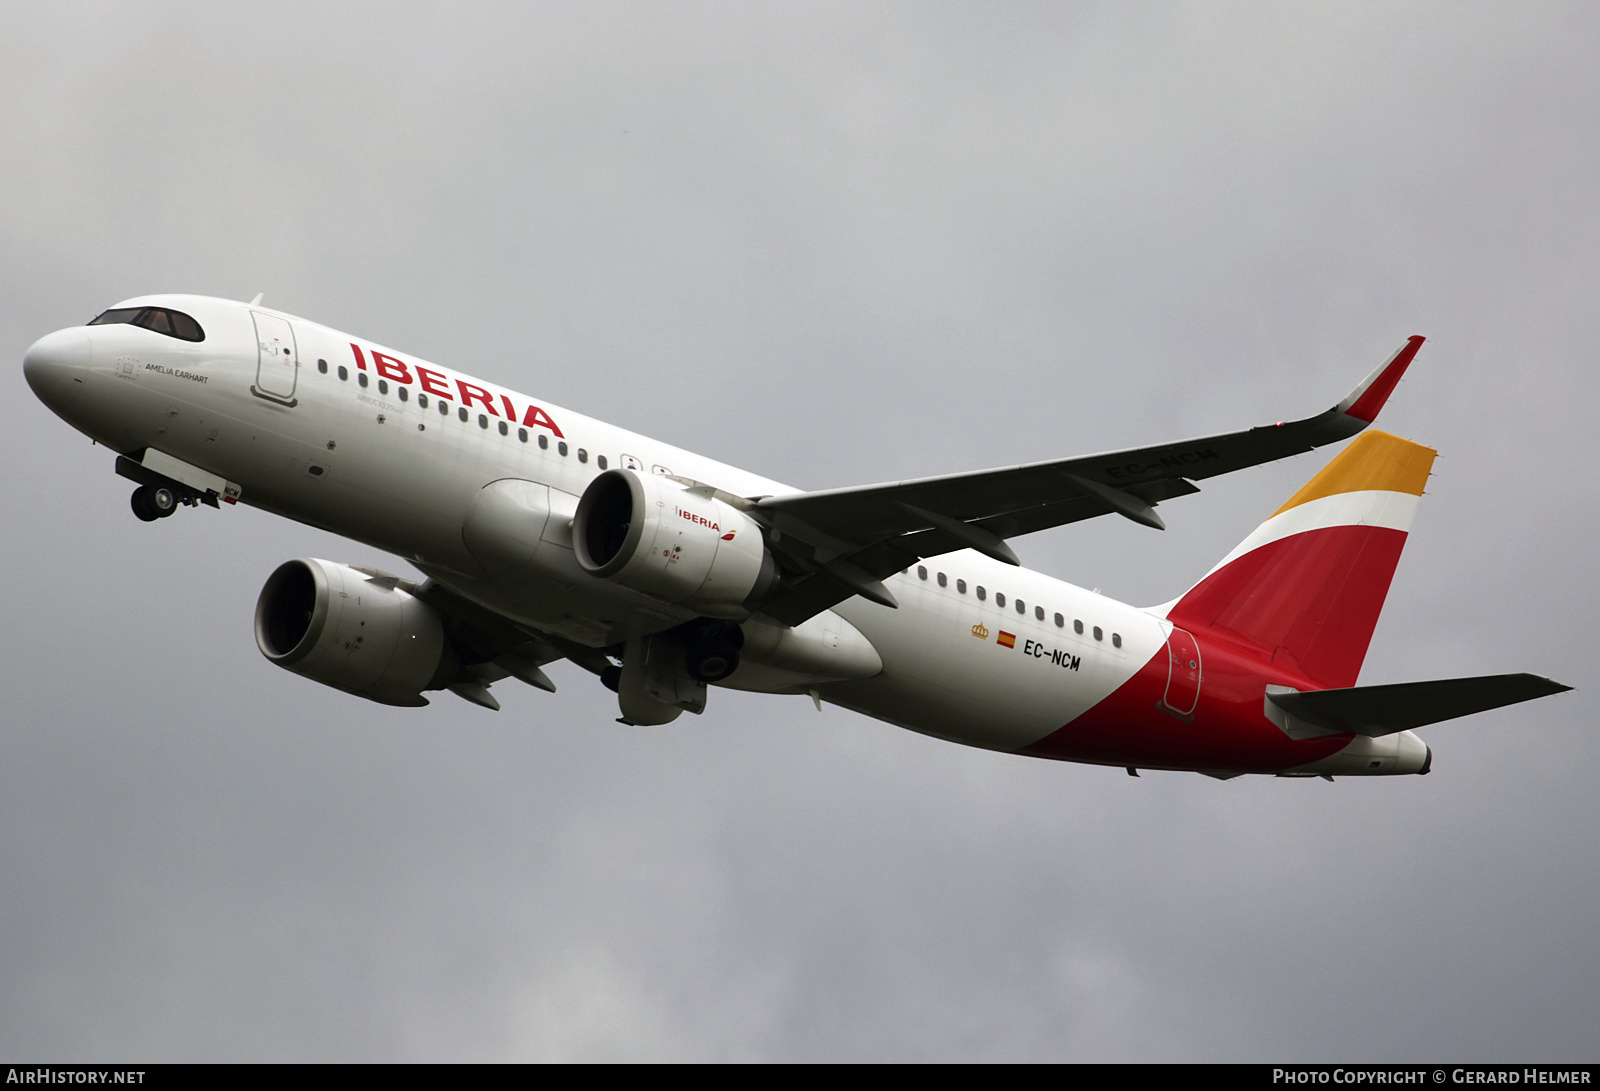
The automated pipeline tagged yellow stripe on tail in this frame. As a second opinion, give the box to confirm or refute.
[1271,431,1435,517]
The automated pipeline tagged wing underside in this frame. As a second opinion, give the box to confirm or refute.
[749,337,1425,626]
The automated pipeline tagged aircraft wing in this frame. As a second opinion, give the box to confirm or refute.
[751,337,1424,626]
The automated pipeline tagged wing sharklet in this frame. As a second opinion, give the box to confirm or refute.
[1336,335,1425,423]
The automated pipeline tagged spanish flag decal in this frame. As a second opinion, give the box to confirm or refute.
[997,631,1016,649]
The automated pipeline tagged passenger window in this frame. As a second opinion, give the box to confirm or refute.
[917,566,928,580]
[518,428,528,443]
[1112,633,1122,648]
[398,387,408,402]
[996,593,1006,608]
[937,572,948,588]
[418,393,429,408]
[977,586,986,602]
[956,579,967,594]
[1054,613,1064,628]
[479,414,489,428]
[538,434,549,450]
[1074,620,1084,635]
[358,373,368,388]
[378,380,388,394]
[578,449,588,464]
[317,359,328,374]
[558,442,569,456]
[1016,599,1025,614]
[337,365,348,381]
[498,420,508,436]
[598,455,608,470]
[1035,606,1045,621]
[1093,626,1103,641]
[458,407,468,422]
[438,400,449,416]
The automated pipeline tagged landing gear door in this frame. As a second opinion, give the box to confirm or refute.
[251,311,299,405]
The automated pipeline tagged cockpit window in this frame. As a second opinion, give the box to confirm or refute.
[88,307,205,342]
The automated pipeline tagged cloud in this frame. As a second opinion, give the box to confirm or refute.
[1,1,1594,1061]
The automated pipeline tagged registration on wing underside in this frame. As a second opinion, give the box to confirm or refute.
[1102,447,1220,481]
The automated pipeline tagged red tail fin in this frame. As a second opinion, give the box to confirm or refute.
[1166,431,1436,688]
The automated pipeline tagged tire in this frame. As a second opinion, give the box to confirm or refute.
[130,486,160,522]
[151,486,178,517]
[686,642,740,683]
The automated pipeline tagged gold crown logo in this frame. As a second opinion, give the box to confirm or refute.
[971,623,989,639]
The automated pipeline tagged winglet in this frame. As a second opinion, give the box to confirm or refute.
[1336,336,1424,423]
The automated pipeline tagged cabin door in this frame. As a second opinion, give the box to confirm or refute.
[251,311,299,404]
[1161,626,1203,719]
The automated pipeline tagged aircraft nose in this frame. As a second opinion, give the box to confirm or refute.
[24,327,92,412]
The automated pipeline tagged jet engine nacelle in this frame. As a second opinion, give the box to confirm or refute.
[254,558,451,707]
[573,469,774,618]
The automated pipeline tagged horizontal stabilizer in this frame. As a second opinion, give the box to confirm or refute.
[1265,673,1571,739]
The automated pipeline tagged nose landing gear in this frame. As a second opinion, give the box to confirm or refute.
[115,454,232,523]
[130,484,180,522]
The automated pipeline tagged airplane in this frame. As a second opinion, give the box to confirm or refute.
[22,294,1570,779]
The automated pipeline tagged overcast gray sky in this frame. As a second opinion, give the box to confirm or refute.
[1,1,1595,1062]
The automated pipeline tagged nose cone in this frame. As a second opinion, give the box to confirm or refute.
[24,327,92,413]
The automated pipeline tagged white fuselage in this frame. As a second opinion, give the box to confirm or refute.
[26,294,1167,757]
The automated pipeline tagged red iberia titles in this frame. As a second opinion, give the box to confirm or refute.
[348,343,565,437]
[676,508,721,531]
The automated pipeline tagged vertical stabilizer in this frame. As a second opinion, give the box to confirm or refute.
[1165,431,1436,688]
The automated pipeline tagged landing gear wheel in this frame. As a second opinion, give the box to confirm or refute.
[686,642,741,683]
[678,619,745,684]
[130,485,179,522]
[130,486,159,522]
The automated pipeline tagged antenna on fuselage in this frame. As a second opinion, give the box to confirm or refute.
[249,293,263,306]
